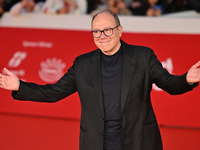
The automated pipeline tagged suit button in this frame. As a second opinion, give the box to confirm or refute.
[100,117,104,120]
[99,133,103,137]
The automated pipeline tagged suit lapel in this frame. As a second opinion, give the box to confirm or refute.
[121,42,136,113]
[89,49,104,113]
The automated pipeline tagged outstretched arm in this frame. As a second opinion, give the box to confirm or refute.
[0,68,20,91]
[186,61,200,84]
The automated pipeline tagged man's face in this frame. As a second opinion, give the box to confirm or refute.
[91,12,122,55]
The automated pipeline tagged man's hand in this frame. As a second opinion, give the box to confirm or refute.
[186,61,200,84]
[0,68,20,91]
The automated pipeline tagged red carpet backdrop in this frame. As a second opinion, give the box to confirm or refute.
[0,14,200,150]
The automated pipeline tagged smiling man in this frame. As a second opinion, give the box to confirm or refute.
[91,11,122,55]
[0,10,200,150]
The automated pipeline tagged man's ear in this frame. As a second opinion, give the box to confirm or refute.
[118,25,123,37]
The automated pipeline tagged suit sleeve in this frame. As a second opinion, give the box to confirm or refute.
[148,49,198,95]
[12,58,78,102]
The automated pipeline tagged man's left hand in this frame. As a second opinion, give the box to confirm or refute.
[186,60,200,84]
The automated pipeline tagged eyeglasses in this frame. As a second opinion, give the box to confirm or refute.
[91,25,120,38]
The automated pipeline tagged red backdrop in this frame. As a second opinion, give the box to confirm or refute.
[0,27,199,128]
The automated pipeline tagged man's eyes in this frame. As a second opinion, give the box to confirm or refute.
[104,28,111,32]
[93,30,100,33]
[93,28,111,33]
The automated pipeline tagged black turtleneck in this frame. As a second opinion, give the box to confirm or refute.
[101,46,125,150]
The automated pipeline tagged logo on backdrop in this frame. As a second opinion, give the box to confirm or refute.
[38,57,66,83]
[153,58,173,91]
[22,41,53,48]
[8,51,27,68]
[6,51,27,77]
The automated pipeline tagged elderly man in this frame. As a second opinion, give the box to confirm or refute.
[0,10,200,150]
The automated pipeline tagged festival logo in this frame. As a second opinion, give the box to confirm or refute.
[6,51,27,78]
[8,51,27,68]
[153,58,173,91]
[38,57,66,83]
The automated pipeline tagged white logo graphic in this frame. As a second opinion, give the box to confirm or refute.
[39,57,66,82]
[153,58,173,91]
[8,51,27,68]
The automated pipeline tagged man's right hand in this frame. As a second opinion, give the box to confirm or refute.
[0,68,20,91]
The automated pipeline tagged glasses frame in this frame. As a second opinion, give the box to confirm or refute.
[91,25,120,38]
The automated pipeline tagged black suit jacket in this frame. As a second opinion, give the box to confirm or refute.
[12,40,198,150]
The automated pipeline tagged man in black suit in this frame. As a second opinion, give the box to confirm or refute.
[0,10,200,150]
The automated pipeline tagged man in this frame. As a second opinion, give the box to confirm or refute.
[0,10,200,150]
